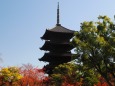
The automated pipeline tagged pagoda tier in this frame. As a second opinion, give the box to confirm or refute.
[41,25,74,41]
[39,52,72,62]
[40,41,73,52]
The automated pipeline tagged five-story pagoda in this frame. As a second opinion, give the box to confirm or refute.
[39,3,75,75]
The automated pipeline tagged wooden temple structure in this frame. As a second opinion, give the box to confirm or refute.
[39,3,75,74]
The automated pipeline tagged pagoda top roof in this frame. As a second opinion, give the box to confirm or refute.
[41,25,75,40]
[47,24,75,33]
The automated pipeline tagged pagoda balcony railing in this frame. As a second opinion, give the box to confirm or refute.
[45,51,49,53]
[45,40,71,44]
[44,52,72,56]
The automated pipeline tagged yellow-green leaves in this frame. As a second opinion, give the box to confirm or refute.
[98,15,111,23]
[96,36,106,45]
[0,67,23,82]
[81,21,96,33]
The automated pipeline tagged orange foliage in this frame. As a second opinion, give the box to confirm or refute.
[96,82,109,86]
[61,82,83,86]
[18,64,47,86]
[96,76,111,86]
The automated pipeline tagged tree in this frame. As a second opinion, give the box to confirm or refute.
[0,66,22,86]
[72,15,115,86]
[49,62,99,86]
[18,63,47,86]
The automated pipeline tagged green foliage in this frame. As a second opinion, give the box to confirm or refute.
[50,74,63,86]
[50,63,78,86]
[72,15,115,85]
[50,63,99,86]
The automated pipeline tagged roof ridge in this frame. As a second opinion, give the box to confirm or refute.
[48,25,75,33]
[60,25,75,32]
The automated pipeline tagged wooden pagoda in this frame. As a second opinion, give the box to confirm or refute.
[39,3,75,74]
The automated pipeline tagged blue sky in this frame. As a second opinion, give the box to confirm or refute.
[0,0,115,68]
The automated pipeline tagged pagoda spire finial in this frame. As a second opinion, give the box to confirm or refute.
[56,2,61,26]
